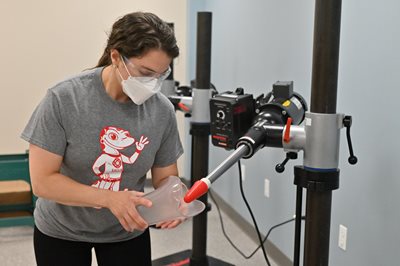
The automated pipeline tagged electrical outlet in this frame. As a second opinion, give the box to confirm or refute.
[264,179,270,198]
[241,164,246,181]
[338,224,347,251]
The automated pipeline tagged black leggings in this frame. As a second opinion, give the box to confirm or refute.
[33,226,151,266]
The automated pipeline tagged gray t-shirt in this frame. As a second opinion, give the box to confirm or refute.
[21,67,183,242]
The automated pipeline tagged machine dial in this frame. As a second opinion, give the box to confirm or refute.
[217,110,225,120]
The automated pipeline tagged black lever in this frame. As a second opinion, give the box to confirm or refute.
[176,85,192,96]
[343,116,358,165]
[276,152,298,173]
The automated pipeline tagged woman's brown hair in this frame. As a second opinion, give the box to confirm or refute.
[96,12,179,67]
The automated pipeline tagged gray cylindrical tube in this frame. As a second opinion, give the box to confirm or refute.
[303,112,343,169]
[207,145,249,183]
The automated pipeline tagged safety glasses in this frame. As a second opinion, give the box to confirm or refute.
[122,56,171,83]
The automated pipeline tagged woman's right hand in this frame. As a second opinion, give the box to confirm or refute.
[106,190,152,232]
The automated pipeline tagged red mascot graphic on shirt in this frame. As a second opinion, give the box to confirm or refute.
[91,126,149,191]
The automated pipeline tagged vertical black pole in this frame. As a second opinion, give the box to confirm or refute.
[310,0,342,113]
[293,186,303,266]
[190,134,209,266]
[304,191,333,265]
[190,12,212,266]
[195,13,212,90]
[304,0,342,265]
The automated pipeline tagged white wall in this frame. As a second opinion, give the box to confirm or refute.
[0,0,188,160]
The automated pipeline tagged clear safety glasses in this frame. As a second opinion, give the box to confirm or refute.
[122,56,171,83]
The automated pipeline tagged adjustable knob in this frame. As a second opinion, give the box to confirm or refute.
[275,152,298,173]
[343,116,358,165]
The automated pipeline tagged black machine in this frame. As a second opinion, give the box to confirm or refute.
[210,81,307,151]
[210,88,255,149]
[184,80,358,266]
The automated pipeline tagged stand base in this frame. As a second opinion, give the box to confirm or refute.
[152,250,234,266]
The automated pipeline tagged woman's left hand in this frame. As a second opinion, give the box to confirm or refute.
[155,218,186,229]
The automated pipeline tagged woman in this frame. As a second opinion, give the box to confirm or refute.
[21,11,183,266]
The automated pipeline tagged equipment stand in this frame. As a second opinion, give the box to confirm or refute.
[153,12,233,266]
[293,185,303,266]
[293,167,340,266]
[189,12,233,266]
[293,0,343,265]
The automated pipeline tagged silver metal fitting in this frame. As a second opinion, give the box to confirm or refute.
[192,88,212,123]
[283,125,306,152]
[303,112,344,169]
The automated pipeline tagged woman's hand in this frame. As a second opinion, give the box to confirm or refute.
[155,218,186,229]
[106,190,152,232]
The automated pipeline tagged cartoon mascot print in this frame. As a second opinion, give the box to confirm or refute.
[91,126,149,191]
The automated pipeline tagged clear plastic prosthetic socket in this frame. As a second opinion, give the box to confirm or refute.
[137,176,205,225]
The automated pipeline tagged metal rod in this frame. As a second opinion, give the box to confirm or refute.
[207,145,249,183]
[190,12,212,266]
[310,0,342,114]
[293,186,303,266]
[191,132,210,265]
[304,191,332,265]
[304,0,342,265]
[195,12,212,89]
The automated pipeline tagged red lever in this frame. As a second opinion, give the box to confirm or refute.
[284,117,292,143]
[178,102,190,112]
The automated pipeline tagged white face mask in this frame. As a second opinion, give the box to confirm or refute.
[121,76,161,105]
[117,59,163,105]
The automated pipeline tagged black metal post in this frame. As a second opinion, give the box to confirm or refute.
[190,128,210,265]
[304,0,342,265]
[304,190,333,265]
[293,186,303,266]
[154,13,232,266]
[190,12,212,266]
[310,0,342,113]
[195,14,212,91]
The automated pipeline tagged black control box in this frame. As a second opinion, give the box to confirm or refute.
[210,88,255,149]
